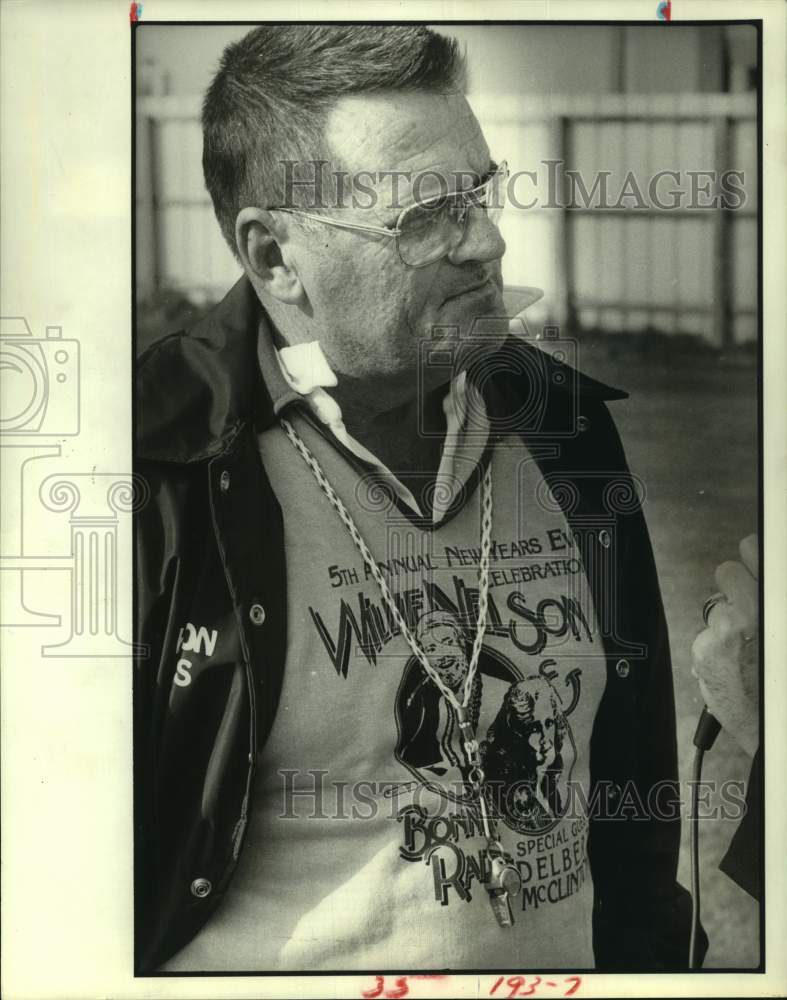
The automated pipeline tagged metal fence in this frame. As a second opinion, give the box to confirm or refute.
[136,92,757,345]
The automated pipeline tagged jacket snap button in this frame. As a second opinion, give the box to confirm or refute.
[190,877,212,898]
[577,415,589,432]
[249,603,266,626]
[615,658,630,678]
[598,529,611,548]
[219,470,231,492]
[609,783,622,801]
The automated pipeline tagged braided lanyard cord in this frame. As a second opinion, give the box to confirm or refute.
[279,416,493,714]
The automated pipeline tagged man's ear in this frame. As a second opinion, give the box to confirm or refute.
[235,208,304,305]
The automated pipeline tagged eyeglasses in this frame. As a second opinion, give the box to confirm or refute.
[270,161,509,268]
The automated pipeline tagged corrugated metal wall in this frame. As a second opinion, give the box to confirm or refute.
[136,91,756,344]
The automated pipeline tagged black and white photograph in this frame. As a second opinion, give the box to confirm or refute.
[1,3,785,999]
[134,17,762,977]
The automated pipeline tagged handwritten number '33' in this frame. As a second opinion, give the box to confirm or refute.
[362,976,410,999]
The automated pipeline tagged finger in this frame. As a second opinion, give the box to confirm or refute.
[694,606,748,664]
[697,676,713,707]
[714,561,757,624]
[691,628,714,676]
[739,534,759,580]
[710,601,750,642]
[702,592,727,627]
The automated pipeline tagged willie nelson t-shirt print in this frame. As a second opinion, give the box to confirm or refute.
[162,404,608,972]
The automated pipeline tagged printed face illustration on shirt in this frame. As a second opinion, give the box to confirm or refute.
[395,611,522,796]
[393,608,582,834]
[509,678,561,767]
[481,669,582,834]
[416,612,469,693]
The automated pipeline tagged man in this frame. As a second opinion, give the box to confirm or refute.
[135,24,703,972]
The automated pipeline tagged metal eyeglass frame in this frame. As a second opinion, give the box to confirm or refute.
[268,160,509,268]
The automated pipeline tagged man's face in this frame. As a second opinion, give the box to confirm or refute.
[421,623,468,691]
[286,89,507,404]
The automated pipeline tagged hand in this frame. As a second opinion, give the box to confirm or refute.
[691,534,759,757]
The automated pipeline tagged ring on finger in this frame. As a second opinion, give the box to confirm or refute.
[702,591,726,626]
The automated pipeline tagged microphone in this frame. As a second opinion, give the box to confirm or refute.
[693,706,722,752]
[689,704,722,968]
[694,590,727,753]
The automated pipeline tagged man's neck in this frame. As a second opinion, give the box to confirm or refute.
[333,380,448,490]
[261,305,450,488]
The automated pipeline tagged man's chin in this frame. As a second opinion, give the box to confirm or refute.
[417,306,509,392]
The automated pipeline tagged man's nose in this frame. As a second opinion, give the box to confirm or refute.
[446,205,506,266]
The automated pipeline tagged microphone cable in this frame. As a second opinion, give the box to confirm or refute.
[689,706,722,969]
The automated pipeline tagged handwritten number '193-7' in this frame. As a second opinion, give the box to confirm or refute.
[489,976,583,997]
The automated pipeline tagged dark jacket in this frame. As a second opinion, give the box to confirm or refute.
[719,748,762,901]
[134,276,706,973]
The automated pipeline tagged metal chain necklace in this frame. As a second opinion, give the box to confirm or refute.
[280,415,523,926]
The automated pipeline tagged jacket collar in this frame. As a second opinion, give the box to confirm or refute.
[136,275,627,464]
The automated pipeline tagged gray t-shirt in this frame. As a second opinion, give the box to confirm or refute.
[163,335,607,972]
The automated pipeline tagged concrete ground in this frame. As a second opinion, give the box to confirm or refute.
[579,343,760,969]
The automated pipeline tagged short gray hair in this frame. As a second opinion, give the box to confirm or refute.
[202,24,464,253]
